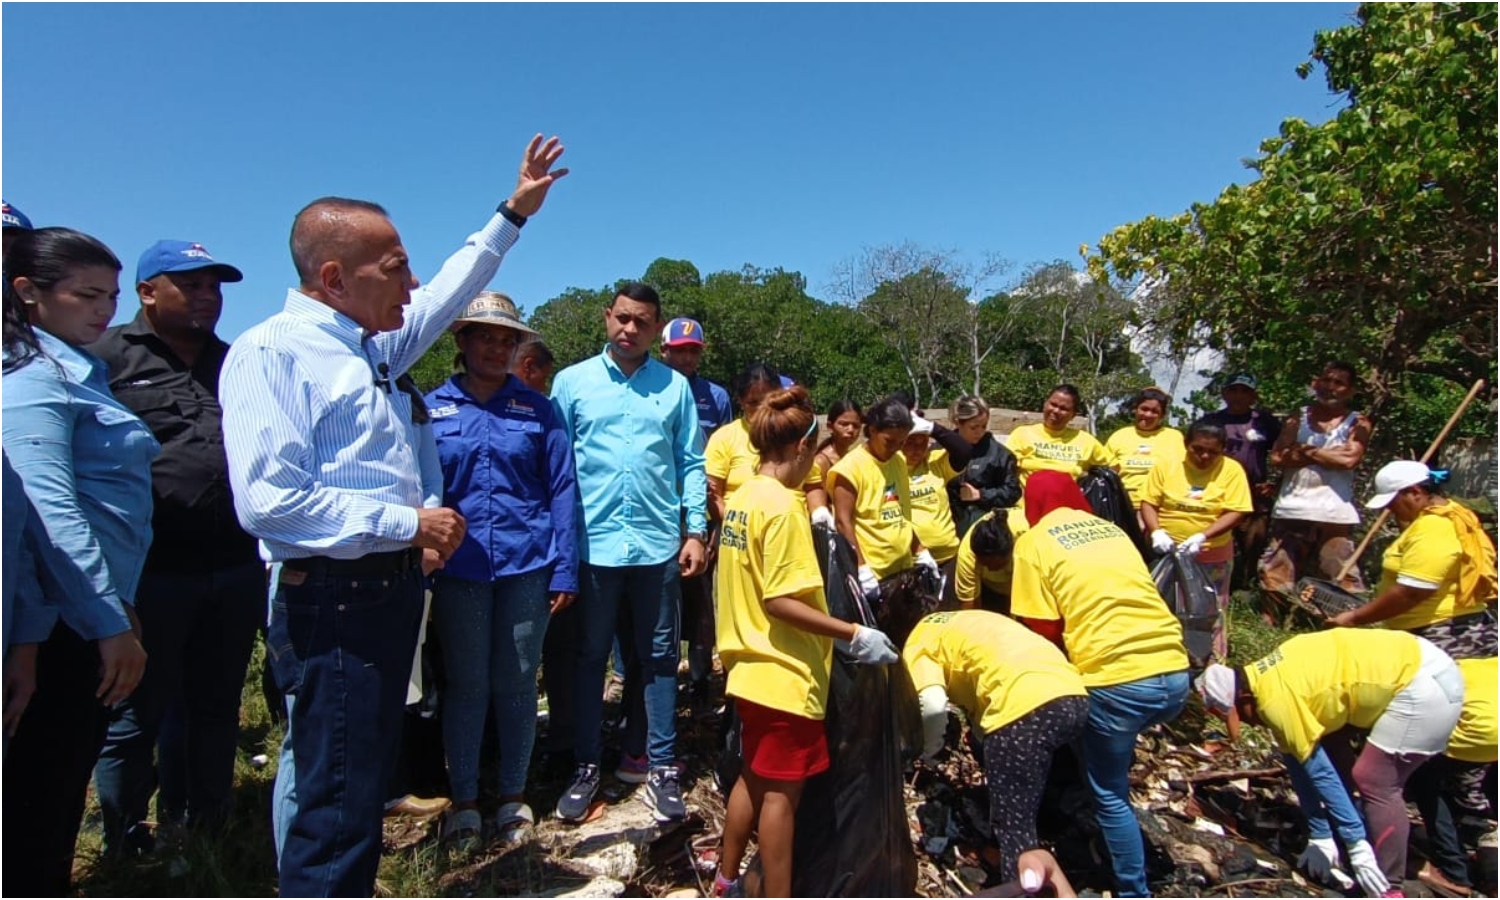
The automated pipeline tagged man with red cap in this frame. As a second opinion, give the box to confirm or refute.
[1010,471,1190,898]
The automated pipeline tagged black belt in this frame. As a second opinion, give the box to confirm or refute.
[283,548,421,578]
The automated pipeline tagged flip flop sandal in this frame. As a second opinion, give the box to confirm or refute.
[493,801,535,844]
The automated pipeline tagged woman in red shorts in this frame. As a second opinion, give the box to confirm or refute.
[712,386,899,898]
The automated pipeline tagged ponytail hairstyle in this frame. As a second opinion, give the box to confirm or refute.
[1185,418,1228,447]
[747,385,817,462]
[1047,383,1084,415]
[3,227,122,371]
[733,361,782,407]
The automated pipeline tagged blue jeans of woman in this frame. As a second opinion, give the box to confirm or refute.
[432,568,552,800]
[1082,670,1190,897]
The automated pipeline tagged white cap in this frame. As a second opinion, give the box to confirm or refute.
[909,415,934,436]
[1365,460,1432,509]
[1196,664,1236,715]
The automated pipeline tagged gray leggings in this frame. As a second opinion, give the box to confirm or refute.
[981,695,1090,880]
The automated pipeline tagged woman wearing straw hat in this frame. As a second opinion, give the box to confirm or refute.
[425,291,579,845]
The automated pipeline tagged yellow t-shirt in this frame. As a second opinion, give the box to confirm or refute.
[955,508,1029,606]
[705,417,822,500]
[1243,629,1422,763]
[1377,510,1470,632]
[1447,657,1498,764]
[1006,423,1111,487]
[903,610,1088,734]
[1010,507,1187,687]
[1105,426,1185,508]
[908,447,962,563]
[1141,455,1254,551]
[828,444,913,579]
[715,474,832,720]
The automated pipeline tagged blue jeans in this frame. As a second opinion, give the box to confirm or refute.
[432,569,552,800]
[574,561,680,767]
[1082,671,1190,897]
[266,562,424,897]
[93,561,266,853]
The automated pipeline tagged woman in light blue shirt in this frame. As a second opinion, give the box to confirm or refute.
[2,228,157,896]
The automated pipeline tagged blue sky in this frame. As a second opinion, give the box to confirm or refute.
[3,3,1356,342]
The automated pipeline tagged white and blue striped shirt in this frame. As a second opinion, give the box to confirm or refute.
[220,214,519,561]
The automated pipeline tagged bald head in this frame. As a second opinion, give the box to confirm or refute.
[289,197,391,287]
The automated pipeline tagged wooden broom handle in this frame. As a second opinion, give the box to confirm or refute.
[1334,378,1488,582]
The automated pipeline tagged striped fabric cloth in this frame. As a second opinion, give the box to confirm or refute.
[221,214,518,561]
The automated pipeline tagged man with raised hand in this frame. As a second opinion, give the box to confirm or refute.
[220,135,566,897]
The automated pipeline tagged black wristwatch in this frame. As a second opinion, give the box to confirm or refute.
[685,531,709,544]
[496,201,528,228]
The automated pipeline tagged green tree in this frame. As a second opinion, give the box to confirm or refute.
[1087,3,1497,449]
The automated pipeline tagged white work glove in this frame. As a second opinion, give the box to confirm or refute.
[917,685,950,760]
[914,549,939,577]
[1177,532,1207,555]
[810,506,835,529]
[857,565,881,600]
[909,416,934,436]
[1346,839,1390,897]
[840,624,898,666]
[1297,837,1338,882]
[1150,529,1175,554]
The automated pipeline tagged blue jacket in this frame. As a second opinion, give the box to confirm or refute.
[426,375,579,593]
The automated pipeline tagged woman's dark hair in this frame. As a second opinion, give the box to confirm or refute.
[1124,387,1171,417]
[732,361,781,404]
[1185,418,1228,446]
[747,386,816,459]
[889,389,916,411]
[864,396,914,432]
[3,227,122,371]
[969,514,1015,559]
[825,398,861,423]
[1047,383,1083,414]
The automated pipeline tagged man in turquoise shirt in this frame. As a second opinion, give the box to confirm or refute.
[550,281,707,824]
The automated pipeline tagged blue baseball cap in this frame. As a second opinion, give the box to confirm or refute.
[1,201,32,231]
[136,240,244,284]
[663,317,706,347]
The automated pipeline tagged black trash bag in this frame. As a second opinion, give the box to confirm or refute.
[720,525,922,897]
[1151,552,1220,670]
[1078,467,1151,562]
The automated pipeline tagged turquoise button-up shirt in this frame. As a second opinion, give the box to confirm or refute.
[551,348,706,567]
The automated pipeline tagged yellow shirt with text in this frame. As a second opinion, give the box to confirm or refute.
[1448,657,1498,764]
[908,447,962,562]
[955,508,1029,606]
[715,474,832,720]
[828,444,913,579]
[1243,629,1421,763]
[1142,455,1253,550]
[1006,423,1112,487]
[1105,426,1185,507]
[904,610,1087,733]
[1010,507,1187,687]
[1377,510,1469,632]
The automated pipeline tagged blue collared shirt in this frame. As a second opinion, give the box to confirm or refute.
[551,349,707,567]
[3,330,160,640]
[3,452,53,649]
[426,375,579,591]
[687,374,733,441]
[220,214,519,561]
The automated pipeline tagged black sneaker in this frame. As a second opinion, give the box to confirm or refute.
[556,763,601,823]
[643,765,686,822]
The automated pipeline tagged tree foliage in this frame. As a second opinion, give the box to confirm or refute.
[1087,2,1497,450]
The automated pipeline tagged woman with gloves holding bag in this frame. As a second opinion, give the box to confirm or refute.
[903,610,1087,887]
[1141,419,1253,661]
[1198,628,1465,897]
[829,397,941,612]
[714,386,898,898]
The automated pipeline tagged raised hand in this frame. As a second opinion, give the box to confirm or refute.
[506,134,569,217]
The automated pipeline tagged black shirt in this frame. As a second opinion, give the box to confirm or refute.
[89,313,259,574]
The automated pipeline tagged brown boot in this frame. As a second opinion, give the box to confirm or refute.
[1417,861,1474,898]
